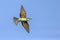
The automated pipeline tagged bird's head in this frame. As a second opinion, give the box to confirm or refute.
[27,18,30,21]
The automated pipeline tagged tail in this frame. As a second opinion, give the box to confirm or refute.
[13,17,19,25]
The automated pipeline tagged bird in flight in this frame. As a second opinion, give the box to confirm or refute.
[13,5,30,33]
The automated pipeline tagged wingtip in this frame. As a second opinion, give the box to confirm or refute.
[26,27,30,33]
[27,30,30,33]
[21,5,24,9]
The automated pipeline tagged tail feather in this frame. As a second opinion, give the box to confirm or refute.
[13,17,18,25]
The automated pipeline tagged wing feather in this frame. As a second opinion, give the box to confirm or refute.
[21,21,29,33]
[20,5,26,18]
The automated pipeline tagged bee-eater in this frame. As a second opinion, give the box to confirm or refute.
[13,5,30,33]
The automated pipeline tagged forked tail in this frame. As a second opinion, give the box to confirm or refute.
[13,17,18,25]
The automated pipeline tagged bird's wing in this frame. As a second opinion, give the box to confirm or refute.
[20,5,26,18]
[21,21,29,33]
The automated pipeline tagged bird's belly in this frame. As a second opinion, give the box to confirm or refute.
[18,18,27,21]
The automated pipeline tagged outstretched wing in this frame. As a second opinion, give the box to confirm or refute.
[21,21,29,33]
[20,5,26,18]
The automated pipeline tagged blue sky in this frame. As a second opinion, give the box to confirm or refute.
[0,0,60,40]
